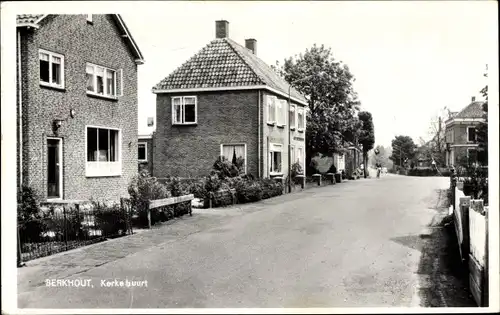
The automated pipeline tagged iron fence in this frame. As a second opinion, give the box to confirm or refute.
[18,200,133,263]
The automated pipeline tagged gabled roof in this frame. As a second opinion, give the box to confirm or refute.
[16,14,144,64]
[454,101,485,119]
[152,38,307,105]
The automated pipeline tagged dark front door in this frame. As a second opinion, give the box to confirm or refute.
[47,138,62,199]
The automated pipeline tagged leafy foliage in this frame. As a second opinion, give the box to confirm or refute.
[290,161,304,178]
[390,136,417,167]
[212,156,245,180]
[358,111,375,177]
[476,69,488,165]
[276,44,361,168]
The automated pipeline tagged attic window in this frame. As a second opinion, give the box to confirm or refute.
[86,14,93,23]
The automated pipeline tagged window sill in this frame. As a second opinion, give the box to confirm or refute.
[297,128,305,133]
[267,122,276,126]
[138,160,148,163]
[172,122,198,126]
[270,172,283,177]
[290,127,296,131]
[277,124,285,129]
[87,92,118,101]
[40,82,65,91]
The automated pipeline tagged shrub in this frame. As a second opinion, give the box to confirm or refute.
[327,164,337,174]
[212,156,243,179]
[93,202,128,237]
[234,180,263,204]
[17,186,44,242]
[291,161,304,179]
[408,167,437,177]
[259,178,284,199]
[128,170,170,227]
[40,206,85,241]
[307,158,320,176]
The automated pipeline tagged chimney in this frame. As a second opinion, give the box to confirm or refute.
[245,38,257,55]
[215,20,229,38]
[471,96,476,102]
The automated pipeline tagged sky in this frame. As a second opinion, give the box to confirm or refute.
[3,1,497,147]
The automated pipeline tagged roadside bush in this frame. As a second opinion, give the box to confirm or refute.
[326,164,337,174]
[41,206,85,241]
[128,170,170,227]
[93,201,128,237]
[259,178,284,199]
[234,179,263,204]
[291,161,304,179]
[212,156,244,179]
[408,167,437,177]
[17,186,44,242]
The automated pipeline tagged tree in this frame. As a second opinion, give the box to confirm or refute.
[476,66,488,166]
[390,136,417,169]
[276,44,360,172]
[426,114,446,166]
[369,145,393,169]
[358,111,375,178]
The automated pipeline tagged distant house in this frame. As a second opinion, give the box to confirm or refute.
[138,134,154,175]
[17,14,144,202]
[444,97,486,167]
[152,20,308,179]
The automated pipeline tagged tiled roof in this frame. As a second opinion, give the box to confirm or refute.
[455,101,485,119]
[153,38,307,103]
[16,14,45,25]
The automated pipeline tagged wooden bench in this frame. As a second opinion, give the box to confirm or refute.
[326,173,336,184]
[148,194,194,228]
[294,175,305,189]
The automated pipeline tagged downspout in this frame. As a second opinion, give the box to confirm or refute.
[17,30,23,190]
[258,90,261,178]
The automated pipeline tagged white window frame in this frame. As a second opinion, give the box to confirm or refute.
[277,99,286,127]
[86,63,118,99]
[267,95,276,125]
[269,143,283,175]
[171,96,198,125]
[466,126,477,143]
[85,125,122,177]
[297,147,305,169]
[297,107,305,132]
[289,104,296,130]
[290,145,295,165]
[220,143,247,174]
[39,49,65,89]
[46,137,64,201]
[138,142,147,162]
[86,14,93,23]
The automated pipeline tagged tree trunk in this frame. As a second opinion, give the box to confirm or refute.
[363,151,368,178]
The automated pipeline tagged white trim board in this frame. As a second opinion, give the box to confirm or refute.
[153,85,309,106]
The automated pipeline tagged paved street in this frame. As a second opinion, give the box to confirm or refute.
[18,174,475,308]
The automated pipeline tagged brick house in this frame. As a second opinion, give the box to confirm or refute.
[16,14,144,202]
[152,20,308,180]
[444,97,486,167]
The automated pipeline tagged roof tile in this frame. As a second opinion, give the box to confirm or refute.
[153,38,307,103]
[16,14,44,25]
[455,101,485,119]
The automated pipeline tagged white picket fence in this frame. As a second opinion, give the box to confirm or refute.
[452,182,489,306]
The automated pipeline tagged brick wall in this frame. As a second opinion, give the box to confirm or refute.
[154,90,259,178]
[19,15,139,202]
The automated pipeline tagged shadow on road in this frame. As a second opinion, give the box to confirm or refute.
[415,189,476,307]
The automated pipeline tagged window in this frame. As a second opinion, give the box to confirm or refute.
[86,126,121,177]
[172,96,197,125]
[138,142,147,161]
[269,143,283,174]
[297,147,304,167]
[290,145,295,164]
[39,50,64,89]
[277,99,286,126]
[86,63,117,98]
[297,107,305,131]
[267,95,276,124]
[221,144,246,173]
[289,104,296,129]
[467,126,477,142]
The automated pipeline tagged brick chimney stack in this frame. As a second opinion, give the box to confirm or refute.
[215,20,229,38]
[245,38,257,55]
[472,96,476,102]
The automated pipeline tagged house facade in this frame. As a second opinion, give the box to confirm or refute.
[152,20,308,180]
[444,97,486,167]
[138,134,154,175]
[17,14,144,202]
